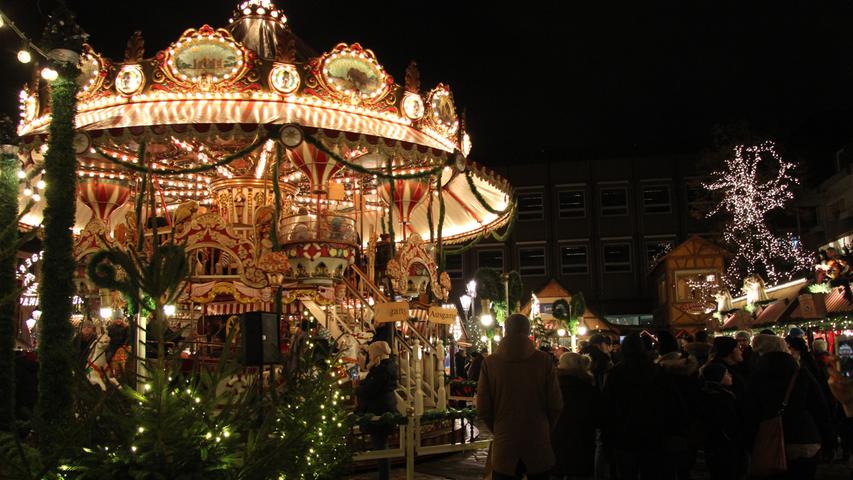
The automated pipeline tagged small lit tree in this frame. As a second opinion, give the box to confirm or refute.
[704,141,812,287]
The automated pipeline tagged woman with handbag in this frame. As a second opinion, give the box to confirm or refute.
[744,340,833,479]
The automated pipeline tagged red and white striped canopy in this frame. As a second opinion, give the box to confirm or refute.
[78,180,131,221]
[378,178,429,224]
[286,142,344,193]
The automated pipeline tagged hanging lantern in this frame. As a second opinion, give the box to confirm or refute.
[378,178,429,228]
[78,179,131,222]
[286,142,344,194]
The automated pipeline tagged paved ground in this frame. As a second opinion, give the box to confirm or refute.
[347,448,852,479]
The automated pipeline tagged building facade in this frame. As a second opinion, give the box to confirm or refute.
[448,153,721,327]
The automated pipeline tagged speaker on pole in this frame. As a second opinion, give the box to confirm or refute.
[240,311,281,365]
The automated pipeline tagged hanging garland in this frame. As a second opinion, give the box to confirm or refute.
[271,144,283,250]
[304,134,451,180]
[464,169,512,216]
[94,127,278,176]
[437,173,446,270]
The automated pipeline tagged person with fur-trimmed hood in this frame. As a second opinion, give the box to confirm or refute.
[551,352,601,479]
[655,331,701,480]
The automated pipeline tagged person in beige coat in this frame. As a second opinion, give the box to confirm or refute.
[477,314,562,479]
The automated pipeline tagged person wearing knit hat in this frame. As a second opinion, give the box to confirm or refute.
[788,327,805,338]
[701,362,731,385]
[698,360,742,479]
[707,336,747,402]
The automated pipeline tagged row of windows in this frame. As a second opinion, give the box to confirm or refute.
[445,238,676,278]
[517,183,707,221]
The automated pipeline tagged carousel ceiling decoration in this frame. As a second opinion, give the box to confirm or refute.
[15,0,514,270]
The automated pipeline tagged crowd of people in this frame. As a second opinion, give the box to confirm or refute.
[476,314,853,480]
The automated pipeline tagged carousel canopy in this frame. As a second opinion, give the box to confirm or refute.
[15,0,512,246]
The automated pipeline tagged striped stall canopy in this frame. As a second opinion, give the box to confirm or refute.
[286,141,344,193]
[78,179,131,221]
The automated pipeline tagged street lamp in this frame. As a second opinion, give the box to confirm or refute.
[480,313,493,328]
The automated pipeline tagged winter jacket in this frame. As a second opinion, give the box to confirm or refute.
[706,357,747,403]
[699,381,742,450]
[580,344,612,390]
[656,351,702,445]
[685,341,711,365]
[477,334,562,475]
[602,355,684,453]
[551,371,601,477]
[744,352,834,450]
[357,357,398,416]
[467,355,483,382]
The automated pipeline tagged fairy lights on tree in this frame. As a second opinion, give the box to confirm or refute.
[704,141,812,287]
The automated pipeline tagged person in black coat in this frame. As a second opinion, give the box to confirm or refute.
[581,334,612,391]
[602,334,684,480]
[699,363,744,480]
[356,340,398,480]
[551,352,601,479]
[744,350,834,480]
[467,351,484,382]
[706,336,747,404]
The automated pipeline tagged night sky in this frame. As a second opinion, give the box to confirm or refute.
[2,1,853,178]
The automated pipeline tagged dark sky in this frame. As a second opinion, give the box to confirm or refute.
[3,1,853,175]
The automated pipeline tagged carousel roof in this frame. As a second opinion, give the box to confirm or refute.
[14,1,514,245]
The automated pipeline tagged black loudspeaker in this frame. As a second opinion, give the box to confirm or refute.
[240,312,281,365]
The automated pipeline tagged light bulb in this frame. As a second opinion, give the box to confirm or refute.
[493,334,502,342]
[17,49,31,64]
[17,170,25,179]
[577,326,588,336]
[36,180,45,190]
[557,328,567,337]
[23,188,32,197]
[480,314,493,327]
[31,193,40,202]
[99,306,113,319]
[41,68,58,81]
[480,335,488,343]
[163,304,176,316]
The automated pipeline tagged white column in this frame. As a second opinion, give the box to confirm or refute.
[436,342,447,411]
[414,339,424,416]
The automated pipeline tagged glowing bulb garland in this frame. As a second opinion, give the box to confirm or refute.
[703,141,813,287]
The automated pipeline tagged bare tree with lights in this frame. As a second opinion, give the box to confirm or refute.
[704,141,813,288]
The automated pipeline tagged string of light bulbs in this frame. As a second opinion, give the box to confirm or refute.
[0,8,64,82]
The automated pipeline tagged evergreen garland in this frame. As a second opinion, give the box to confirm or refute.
[464,169,512,215]
[94,129,275,176]
[35,59,80,452]
[0,152,17,430]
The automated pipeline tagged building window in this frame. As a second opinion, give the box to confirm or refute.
[518,246,547,276]
[645,238,675,271]
[602,242,632,273]
[560,244,588,275]
[686,178,711,218]
[445,253,463,280]
[642,185,671,214]
[600,188,628,216]
[557,190,585,218]
[477,249,504,271]
[517,190,544,221]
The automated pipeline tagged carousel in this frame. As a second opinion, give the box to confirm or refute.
[14,0,514,414]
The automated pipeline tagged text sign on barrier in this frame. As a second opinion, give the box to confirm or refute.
[428,306,457,325]
[374,301,409,324]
